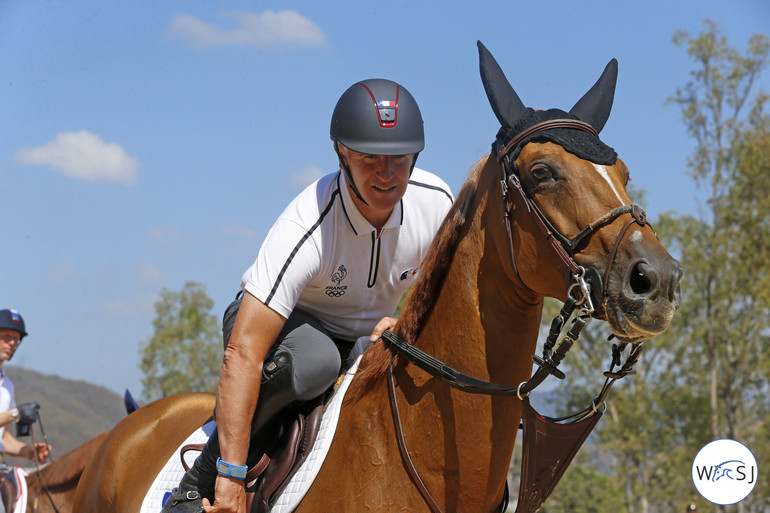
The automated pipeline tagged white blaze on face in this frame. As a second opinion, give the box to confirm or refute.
[591,163,626,206]
[592,163,645,243]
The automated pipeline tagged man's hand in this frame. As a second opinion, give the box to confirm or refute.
[202,475,247,513]
[370,316,398,342]
[22,442,51,463]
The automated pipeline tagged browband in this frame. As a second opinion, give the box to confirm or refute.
[496,119,599,161]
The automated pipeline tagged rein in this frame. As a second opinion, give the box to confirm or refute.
[27,410,61,513]
[382,119,649,513]
[382,313,643,513]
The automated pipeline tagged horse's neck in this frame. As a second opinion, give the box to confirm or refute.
[414,169,543,382]
[389,172,543,507]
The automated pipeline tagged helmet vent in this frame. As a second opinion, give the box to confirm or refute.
[359,82,399,128]
[377,100,397,127]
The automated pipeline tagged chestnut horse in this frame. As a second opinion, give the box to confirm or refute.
[72,42,681,512]
[22,432,107,513]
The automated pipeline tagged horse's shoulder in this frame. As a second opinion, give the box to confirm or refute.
[106,392,215,447]
[141,392,216,417]
[73,393,217,510]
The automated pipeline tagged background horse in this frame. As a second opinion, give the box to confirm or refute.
[24,432,106,513]
[72,43,681,512]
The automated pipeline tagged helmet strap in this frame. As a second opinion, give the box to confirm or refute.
[7,336,22,361]
[334,141,369,205]
[8,342,20,361]
[409,152,419,177]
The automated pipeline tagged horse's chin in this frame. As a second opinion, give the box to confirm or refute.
[598,298,676,344]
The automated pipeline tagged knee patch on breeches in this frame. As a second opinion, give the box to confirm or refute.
[250,351,298,437]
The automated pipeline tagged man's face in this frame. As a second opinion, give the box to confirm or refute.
[340,147,413,222]
[0,329,20,362]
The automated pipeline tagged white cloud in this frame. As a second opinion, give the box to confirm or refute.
[15,130,140,186]
[170,10,327,48]
[289,164,325,190]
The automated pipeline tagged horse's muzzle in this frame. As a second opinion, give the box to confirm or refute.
[622,257,683,308]
[592,253,683,341]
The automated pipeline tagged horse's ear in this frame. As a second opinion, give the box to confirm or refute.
[569,58,618,133]
[478,41,526,128]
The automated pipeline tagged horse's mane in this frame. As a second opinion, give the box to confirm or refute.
[29,431,108,490]
[347,156,489,402]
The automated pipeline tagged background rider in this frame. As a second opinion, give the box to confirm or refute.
[0,309,52,464]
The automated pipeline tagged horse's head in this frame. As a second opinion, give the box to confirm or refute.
[478,41,682,342]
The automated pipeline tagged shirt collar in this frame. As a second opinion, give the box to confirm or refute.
[337,172,403,236]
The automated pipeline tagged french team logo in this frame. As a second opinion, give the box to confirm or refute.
[692,439,757,505]
[399,267,419,281]
[325,265,348,298]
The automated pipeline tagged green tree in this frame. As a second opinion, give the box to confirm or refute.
[547,21,770,512]
[667,19,770,446]
[540,453,624,513]
[140,281,223,399]
[664,20,770,512]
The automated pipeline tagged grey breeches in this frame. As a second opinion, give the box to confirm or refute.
[222,300,352,402]
[268,309,350,401]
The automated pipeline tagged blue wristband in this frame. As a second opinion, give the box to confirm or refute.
[215,457,248,479]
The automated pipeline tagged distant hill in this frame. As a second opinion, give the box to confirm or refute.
[3,366,129,466]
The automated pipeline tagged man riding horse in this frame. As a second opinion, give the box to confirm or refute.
[162,79,454,512]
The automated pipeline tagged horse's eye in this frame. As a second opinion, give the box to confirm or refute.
[531,166,552,181]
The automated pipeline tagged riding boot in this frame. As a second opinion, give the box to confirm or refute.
[160,351,298,513]
[248,352,298,440]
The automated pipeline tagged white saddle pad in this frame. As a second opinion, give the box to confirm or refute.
[10,466,28,513]
[140,355,362,513]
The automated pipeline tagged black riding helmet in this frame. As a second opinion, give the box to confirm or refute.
[330,78,425,203]
[0,309,27,360]
[0,309,27,340]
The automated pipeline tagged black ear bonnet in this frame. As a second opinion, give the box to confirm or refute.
[478,41,618,166]
[494,108,618,165]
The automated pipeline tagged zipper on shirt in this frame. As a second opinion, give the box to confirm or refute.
[368,231,382,288]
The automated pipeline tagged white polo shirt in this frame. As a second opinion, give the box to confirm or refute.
[242,167,453,341]
[0,368,16,451]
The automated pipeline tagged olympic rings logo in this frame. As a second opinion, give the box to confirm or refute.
[325,287,347,298]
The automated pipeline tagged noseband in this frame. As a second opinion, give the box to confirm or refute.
[497,119,648,303]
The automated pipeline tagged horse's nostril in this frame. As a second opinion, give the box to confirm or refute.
[629,261,655,295]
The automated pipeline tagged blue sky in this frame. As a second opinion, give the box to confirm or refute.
[2,1,768,397]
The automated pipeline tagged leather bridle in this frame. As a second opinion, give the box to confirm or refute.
[496,119,648,301]
[381,119,650,513]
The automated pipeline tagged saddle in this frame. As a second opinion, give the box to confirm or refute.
[0,466,28,513]
[179,395,327,513]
